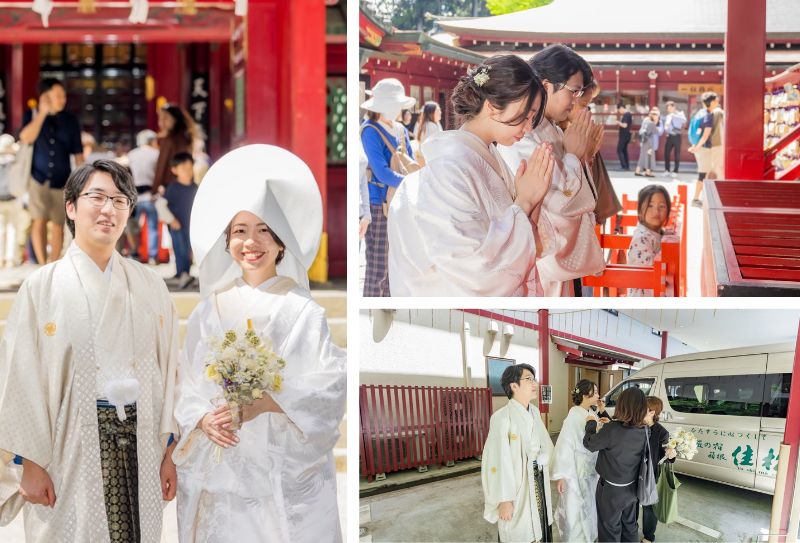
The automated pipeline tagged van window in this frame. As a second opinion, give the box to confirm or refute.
[763,373,792,418]
[605,379,654,408]
[665,374,766,416]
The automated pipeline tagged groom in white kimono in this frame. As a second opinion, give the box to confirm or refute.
[0,160,180,542]
[482,363,554,543]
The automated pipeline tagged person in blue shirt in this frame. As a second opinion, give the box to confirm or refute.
[359,78,415,297]
[19,78,83,264]
[156,152,198,289]
[687,92,722,207]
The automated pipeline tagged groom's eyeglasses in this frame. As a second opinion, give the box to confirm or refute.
[80,191,132,211]
[520,376,536,383]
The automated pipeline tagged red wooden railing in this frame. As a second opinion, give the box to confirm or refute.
[359,385,492,482]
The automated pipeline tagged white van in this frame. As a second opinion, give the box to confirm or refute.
[602,342,794,494]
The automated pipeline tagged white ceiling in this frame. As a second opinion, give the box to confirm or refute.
[618,309,800,351]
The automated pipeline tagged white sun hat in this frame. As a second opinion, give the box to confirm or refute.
[360,78,416,120]
[189,144,322,297]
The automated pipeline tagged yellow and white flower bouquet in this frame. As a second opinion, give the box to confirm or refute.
[205,319,286,430]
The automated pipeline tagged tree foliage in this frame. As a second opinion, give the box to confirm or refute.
[364,0,489,31]
[485,0,553,15]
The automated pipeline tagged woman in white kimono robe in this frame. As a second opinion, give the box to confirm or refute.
[498,45,605,296]
[551,379,605,543]
[173,145,346,543]
[482,364,554,543]
[388,55,553,297]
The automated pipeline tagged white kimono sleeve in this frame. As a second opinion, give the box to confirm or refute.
[0,281,52,469]
[551,416,578,482]
[157,284,181,441]
[173,308,212,441]
[481,412,516,523]
[0,282,50,522]
[531,406,554,467]
[401,158,537,296]
[270,301,346,464]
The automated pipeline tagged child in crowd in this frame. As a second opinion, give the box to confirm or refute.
[156,151,198,289]
[627,184,679,296]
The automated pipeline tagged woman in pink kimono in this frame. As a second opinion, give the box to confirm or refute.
[499,44,605,296]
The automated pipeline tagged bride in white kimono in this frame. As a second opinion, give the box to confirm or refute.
[388,55,554,297]
[172,145,346,543]
[498,45,605,296]
[551,379,607,542]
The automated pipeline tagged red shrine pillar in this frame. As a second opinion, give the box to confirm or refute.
[244,0,328,281]
[776,324,800,539]
[723,0,766,179]
[538,309,550,427]
[148,44,187,126]
[10,44,39,133]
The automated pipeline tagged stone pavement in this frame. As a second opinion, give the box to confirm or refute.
[360,467,775,542]
[0,472,346,542]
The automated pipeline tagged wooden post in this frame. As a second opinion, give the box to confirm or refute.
[538,309,549,426]
[723,0,766,179]
[245,0,328,281]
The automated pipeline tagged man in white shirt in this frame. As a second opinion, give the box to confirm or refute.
[126,129,160,264]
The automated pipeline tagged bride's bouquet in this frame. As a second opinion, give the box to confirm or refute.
[661,427,698,463]
[205,319,286,431]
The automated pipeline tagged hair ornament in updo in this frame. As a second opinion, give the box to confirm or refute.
[471,65,491,87]
[573,387,581,395]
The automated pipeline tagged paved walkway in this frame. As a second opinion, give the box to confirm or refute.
[360,468,774,542]
[0,472,346,542]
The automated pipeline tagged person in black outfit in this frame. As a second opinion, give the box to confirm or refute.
[616,103,633,170]
[641,396,677,543]
[19,78,84,264]
[584,387,648,542]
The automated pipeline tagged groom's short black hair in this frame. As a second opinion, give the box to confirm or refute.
[64,160,137,236]
[501,363,536,400]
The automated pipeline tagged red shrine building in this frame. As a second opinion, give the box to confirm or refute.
[0,0,346,280]
[362,0,799,167]
[359,7,485,128]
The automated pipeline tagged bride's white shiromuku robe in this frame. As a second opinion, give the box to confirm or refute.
[387,128,539,297]
[482,400,554,543]
[498,120,605,297]
[0,245,180,542]
[173,276,346,543]
[551,406,599,543]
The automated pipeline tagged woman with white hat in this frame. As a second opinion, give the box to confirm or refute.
[172,145,346,542]
[388,55,554,296]
[360,77,416,297]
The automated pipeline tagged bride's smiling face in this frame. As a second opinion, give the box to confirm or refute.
[227,210,285,275]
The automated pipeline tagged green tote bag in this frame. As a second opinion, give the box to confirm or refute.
[654,462,681,524]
